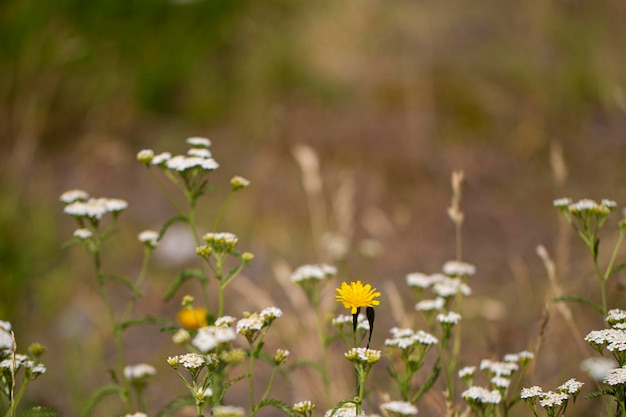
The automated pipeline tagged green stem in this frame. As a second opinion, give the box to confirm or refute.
[258,366,279,405]
[150,169,185,215]
[213,191,235,232]
[312,294,331,402]
[248,346,256,417]
[187,199,210,309]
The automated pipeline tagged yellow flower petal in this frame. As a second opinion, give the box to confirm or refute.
[177,307,208,330]
[335,280,381,314]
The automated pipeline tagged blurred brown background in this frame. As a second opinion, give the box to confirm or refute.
[1,0,626,415]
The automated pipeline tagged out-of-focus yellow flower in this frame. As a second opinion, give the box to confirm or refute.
[335,281,381,314]
[177,307,208,330]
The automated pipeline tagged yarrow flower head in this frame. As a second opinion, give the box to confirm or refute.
[462,386,502,405]
[138,230,159,248]
[230,175,250,191]
[520,385,543,399]
[385,327,438,351]
[380,401,418,416]
[539,391,569,408]
[345,347,382,365]
[203,232,238,253]
[604,366,626,386]
[293,400,316,415]
[291,264,337,283]
[60,189,89,204]
[557,378,584,395]
[73,228,93,240]
[442,260,476,277]
[212,405,245,417]
[186,136,212,148]
[124,363,156,381]
[335,281,381,314]
[192,326,237,353]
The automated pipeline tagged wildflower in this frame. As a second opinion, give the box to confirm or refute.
[607,309,626,326]
[196,386,212,399]
[236,314,264,339]
[436,311,462,325]
[177,353,206,370]
[172,329,190,345]
[480,359,518,377]
[459,366,476,379]
[230,175,250,191]
[415,297,445,312]
[520,386,543,399]
[491,376,510,390]
[335,281,381,314]
[73,229,93,240]
[138,230,159,248]
[124,413,148,417]
[212,405,245,417]
[137,149,154,165]
[60,189,90,204]
[192,326,236,353]
[518,350,534,364]
[187,148,212,158]
[165,155,219,172]
[462,386,502,405]
[202,232,238,253]
[177,307,208,330]
[291,264,337,283]
[0,329,13,352]
[580,357,617,381]
[385,327,438,350]
[433,277,471,298]
[124,363,156,381]
[345,347,381,365]
[539,391,569,408]
[405,272,433,289]
[293,400,316,414]
[186,137,211,148]
[274,349,290,365]
[151,152,172,166]
[324,402,359,417]
[557,378,583,395]
[166,356,179,368]
[260,306,282,323]
[103,198,128,213]
[64,199,107,220]
[215,316,236,327]
[220,348,246,365]
[320,232,350,261]
[442,260,476,277]
[380,401,418,416]
[604,366,626,386]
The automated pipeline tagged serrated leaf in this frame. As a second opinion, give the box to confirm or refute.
[80,384,124,417]
[101,274,143,296]
[155,395,195,417]
[118,315,169,331]
[163,268,205,301]
[253,399,299,417]
[553,296,603,315]
[16,407,59,417]
[585,389,614,399]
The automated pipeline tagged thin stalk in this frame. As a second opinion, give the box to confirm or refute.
[213,191,235,232]
[258,366,279,405]
[150,169,185,215]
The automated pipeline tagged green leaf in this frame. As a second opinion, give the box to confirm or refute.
[61,238,83,249]
[609,262,626,277]
[223,374,247,392]
[163,268,205,301]
[118,315,169,331]
[155,395,195,417]
[253,399,299,417]
[80,384,124,417]
[552,296,603,315]
[412,360,441,403]
[585,389,614,399]
[101,274,143,296]
[16,407,59,417]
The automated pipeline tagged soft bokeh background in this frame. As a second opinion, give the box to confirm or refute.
[2,0,626,415]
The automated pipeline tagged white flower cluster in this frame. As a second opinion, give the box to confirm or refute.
[137,137,219,173]
[415,297,445,312]
[436,311,462,325]
[520,378,583,409]
[0,354,46,376]
[458,366,476,379]
[293,400,316,414]
[0,321,13,351]
[212,405,245,417]
[380,401,418,416]
[606,308,626,326]
[62,192,128,221]
[555,197,617,216]
[442,260,476,277]
[385,327,438,350]
[345,347,382,364]
[585,328,626,352]
[539,391,569,408]
[480,359,519,377]
[123,363,156,381]
[461,386,502,405]
[138,230,159,248]
[168,353,206,370]
[192,326,237,353]
[604,366,626,386]
[203,232,239,252]
[332,314,370,331]
[324,402,373,417]
[290,264,337,283]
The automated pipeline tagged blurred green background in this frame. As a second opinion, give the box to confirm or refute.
[2,0,626,415]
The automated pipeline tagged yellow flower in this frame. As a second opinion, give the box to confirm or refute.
[177,307,209,330]
[335,281,381,314]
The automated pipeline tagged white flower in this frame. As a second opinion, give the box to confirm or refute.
[325,402,359,417]
[442,260,476,277]
[60,189,90,204]
[151,152,172,166]
[172,329,190,345]
[459,366,476,378]
[539,391,569,408]
[491,376,510,389]
[186,137,212,148]
[520,386,543,399]
[73,228,93,239]
[215,316,236,327]
[103,198,128,212]
[0,321,11,332]
[558,378,583,394]
[64,200,107,219]
[380,401,418,415]
[124,413,148,417]
[553,198,572,208]
[187,148,212,158]
[213,405,245,417]
[580,357,617,381]
[433,277,471,298]
[0,332,14,351]
[260,306,283,322]
[604,366,626,386]
[197,386,213,398]
[178,353,206,370]
[291,264,337,282]
[192,326,236,353]
[415,297,445,312]
[345,347,381,364]
[405,272,432,289]
[137,149,154,164]
[462,386,501,404]
[30,362,46,376]
[138,230,159,248]
[236,315,264,335]
[124,363,156,381]
[607,309,626,325]
[436,311,462,325]
[166,155,219,172]
[480,359,518,377]
[293,400,316,413]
